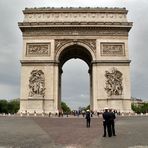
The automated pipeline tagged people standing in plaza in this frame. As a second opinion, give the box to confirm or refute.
[102,107,112,137]
[109,109,116,136]
[82,110,85,117]
[85,109,91,128]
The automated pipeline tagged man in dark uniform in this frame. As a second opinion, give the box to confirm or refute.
[102,107,112,137]
[85,110,91,128]
[109,109,116,136]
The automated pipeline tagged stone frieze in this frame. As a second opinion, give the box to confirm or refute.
[101,42,125,56]
[26,43,51,56]
[24,13,127,23]
[55,39,96,53]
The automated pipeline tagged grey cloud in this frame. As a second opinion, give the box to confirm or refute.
[62,59,89,96]
[0,0,148,108]
[63,94,90,109]
[125,1,148,99]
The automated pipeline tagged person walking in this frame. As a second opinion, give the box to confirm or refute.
[102,107,112,137]
[109,109,116,136]
[82,110,85,117]
[85,110,91,128]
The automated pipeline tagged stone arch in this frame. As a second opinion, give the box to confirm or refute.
[55,41,96,65]
[19,7,132,114]
[55,42,95,111]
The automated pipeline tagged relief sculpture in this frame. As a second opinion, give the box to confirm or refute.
[26,43,50,56]
[105,67,123,96]
[101,43,125,56]
[55,39,96,53]
[29,70,46,98]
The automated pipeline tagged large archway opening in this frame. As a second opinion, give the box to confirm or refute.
[58,44,93,111]
[62,59,89,110]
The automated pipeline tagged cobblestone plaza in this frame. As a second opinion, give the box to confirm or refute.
[0,116,148,148]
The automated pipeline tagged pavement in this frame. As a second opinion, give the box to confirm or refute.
[0,115,148,148]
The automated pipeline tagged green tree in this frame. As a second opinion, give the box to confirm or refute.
[8,99,20,114]
[0,100,8,113]
[61,101,71,113]
[141,103,148,113]
[131,103,141,114]
[85,105,90,111]
[0,99,20,114]
[131,103,148,114]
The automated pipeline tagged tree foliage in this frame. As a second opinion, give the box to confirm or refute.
[0,100,8,113]
[85,105,90,111]
[132,103,148,114]
[61,101,71,113]
[0,99,20,114]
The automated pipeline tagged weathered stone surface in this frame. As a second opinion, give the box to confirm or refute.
[23,7,128,23]
[19,7,132,113]
[26,43,51,56]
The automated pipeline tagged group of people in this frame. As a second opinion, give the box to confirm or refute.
[85,108,116,137]
[102,107,116,137]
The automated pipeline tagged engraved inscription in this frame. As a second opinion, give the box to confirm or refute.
[101,43,125,56]
[26,43,50,56]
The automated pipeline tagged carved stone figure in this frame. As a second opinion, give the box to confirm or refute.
[26,43,50,56]
[29,70,46,97]
[19,7,132,113]
[101,43,125,56]
[55,39,96,53]
[105,68,123,96]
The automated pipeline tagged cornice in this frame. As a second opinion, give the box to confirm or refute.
[20,60,59,66]
[92,60,131,63]
[92,60,131,66]
[18,22,132,32]
[97,98,131,101]
[23,7,128,14]
[19,22,132,27]
[20,59,131,66]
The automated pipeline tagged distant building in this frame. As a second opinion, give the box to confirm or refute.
[132,97,147,106]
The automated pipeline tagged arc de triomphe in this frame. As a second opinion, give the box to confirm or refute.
[18,7,132,113]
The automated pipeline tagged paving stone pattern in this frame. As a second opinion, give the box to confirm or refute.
[0,116,148,148]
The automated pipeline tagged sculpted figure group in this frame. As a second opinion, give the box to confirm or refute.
[105,67,123,96]
[28,70,46,98]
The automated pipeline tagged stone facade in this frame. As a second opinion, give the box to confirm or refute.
[19,7,133,113]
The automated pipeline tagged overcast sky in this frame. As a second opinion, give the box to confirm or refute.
[0,0,148,109]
